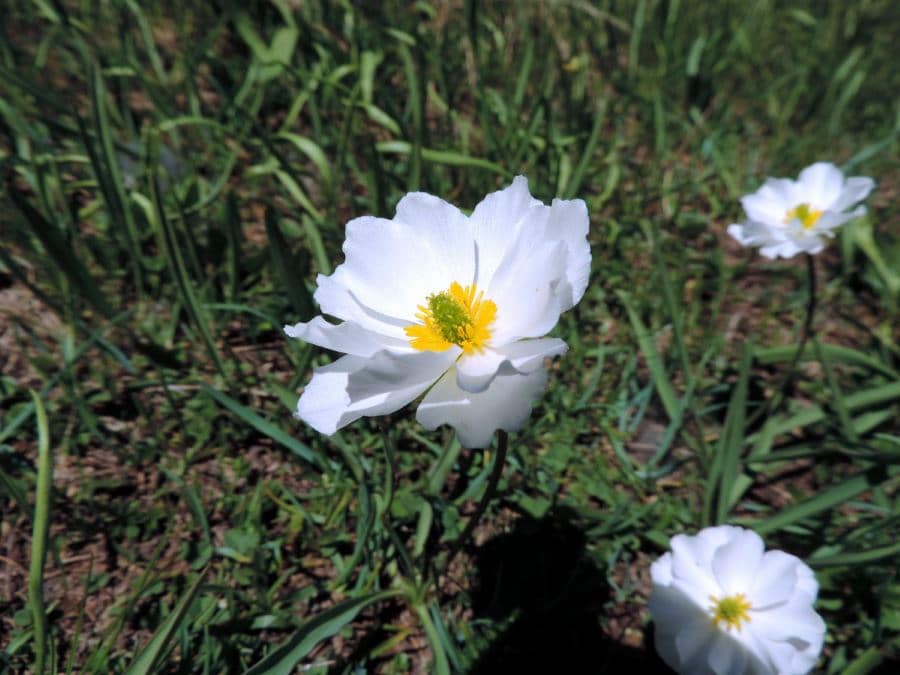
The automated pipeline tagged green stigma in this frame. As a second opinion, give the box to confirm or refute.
[785,203,823,230]
[427,291,470,343]
[710,593,752,631]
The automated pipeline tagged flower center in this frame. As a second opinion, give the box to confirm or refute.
[404,282,496,355]
[709,593,752,632]
[785,203,823,230]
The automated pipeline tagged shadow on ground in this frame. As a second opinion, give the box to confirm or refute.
[468,506,669,674]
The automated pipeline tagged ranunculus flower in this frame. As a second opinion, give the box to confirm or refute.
[648,526,825,675]
[727,162,874,259]
[285,176,590,448]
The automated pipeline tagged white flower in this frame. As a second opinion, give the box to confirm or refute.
[284,176,590,448]
[648,526,826,675]
[727,162,874,259]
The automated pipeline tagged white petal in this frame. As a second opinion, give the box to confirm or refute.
[650,583,718,673]
[670,534,722,601]
[797,162,845,210]
[711,528,764,596]
[650,552,674,586]
[486,238,569,344]
[794,561,819,604]
[331,215,458,318]
[831,176,875,212]
[469,175,544,286]
[740,192,789,228]
[707,632,747,675]
[759,239,808,259]
[748,551,802,609]
[675,615,718,672]
[285,316,410,357]
[394,191,476,284]
[547,197,591,309]
[314,272,414,340]
[649,578,707,630]
[315,203,476,338]
[747,601,825,674]
[813,206,865,234]
[416,365,548,448]
[754,178,800,215]
[454,348,508,393]
[497,337,569,372]
[750,600,826,648]
[727,220,784,249]
[455,338,568,393]
[296,350,453,435]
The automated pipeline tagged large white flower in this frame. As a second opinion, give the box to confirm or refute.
[284,176,590,448]
[648,526,826,675]
[727,162,874,259]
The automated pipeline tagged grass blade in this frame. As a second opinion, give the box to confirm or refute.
[28,391,53,675]
[202,386,326,470]
[244,589,403,675]
[88,63,143,294]
[750,465,895,535]
[264,207,315,321]
[122,572,206,675]
[8,186,113,318]
[711,342,752,524]
[619,291,679,420]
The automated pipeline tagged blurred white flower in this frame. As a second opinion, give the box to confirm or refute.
[285,176,590,448]
[649,525,825,675]
[727,162,874,259]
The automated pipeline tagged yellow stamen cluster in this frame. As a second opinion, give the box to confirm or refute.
[709,593,752,631]
[405,282,496,355]
[785,203,823,230]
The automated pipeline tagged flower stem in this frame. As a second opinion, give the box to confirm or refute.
[447,430,509,560]
[747,253,817,429]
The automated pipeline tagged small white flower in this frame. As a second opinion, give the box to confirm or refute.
[727,162,874,259]
[284,176,590,448]
[648,526,825,675]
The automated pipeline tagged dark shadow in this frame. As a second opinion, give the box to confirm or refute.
[468,506,670,674]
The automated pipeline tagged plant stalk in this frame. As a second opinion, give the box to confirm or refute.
[747,252,817,429]
[447,430,508,561]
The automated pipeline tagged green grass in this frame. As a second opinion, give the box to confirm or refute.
[1,0,899,672]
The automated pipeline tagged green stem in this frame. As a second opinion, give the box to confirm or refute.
[747,252,817,429]
[29,392,53,675]
[447,430,508,560]
[414,603,450,675]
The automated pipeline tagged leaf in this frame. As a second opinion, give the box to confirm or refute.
[203,386,326,470]
[619,291,679,420]
[375,141,510,175]
[264,208,315,321]
[243,589,402,675]
[8,186,113,318]
[713,342,752,523]
[751,466,895,535]
[28,392,52,675]
[123,572,206,675]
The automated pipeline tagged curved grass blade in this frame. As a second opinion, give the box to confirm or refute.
[133,173,227,377]
[750,465,896,535]
[709,341,751,524]
[8,185,113,318]
[88,63,143,294]
[264,207,315,321]
[809,540,900,568]
[202,385,326,470]
[243,588,403,675]
[754,343,897,379]
[122,572,206,675]
[28,391,53,675]
[618,291,678,420]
